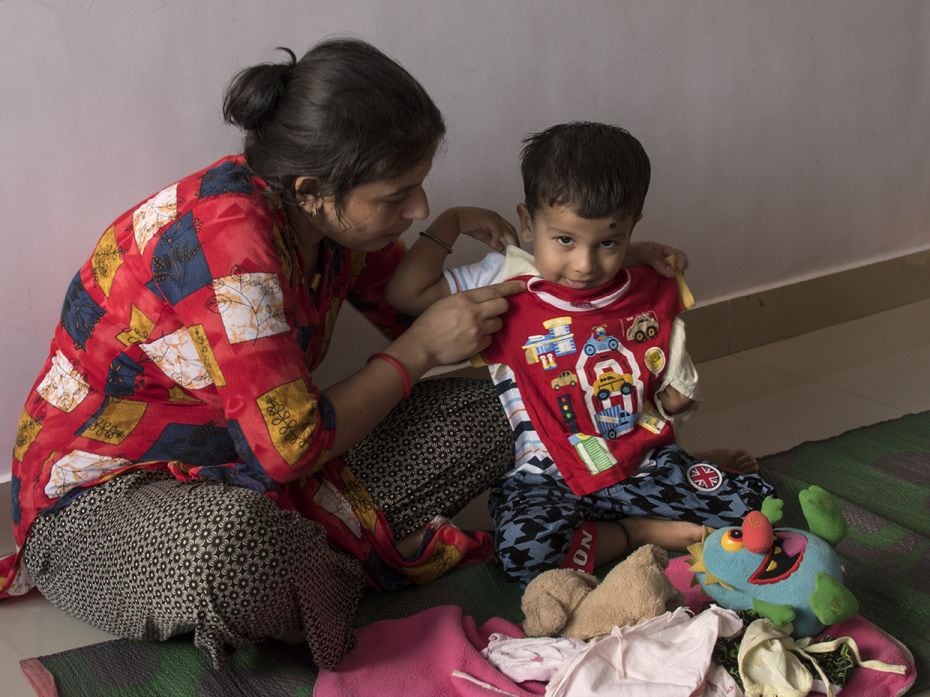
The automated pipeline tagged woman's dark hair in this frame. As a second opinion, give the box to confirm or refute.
[521,121,650,220]
[223,38,445,209]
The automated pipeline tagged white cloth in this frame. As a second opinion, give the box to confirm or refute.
[738,619,816,697]
[545,606,744,697]
[737,618,908,697]
[481,633,588,683]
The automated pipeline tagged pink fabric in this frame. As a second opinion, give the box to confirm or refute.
[809,616,916,697]
[19,658,58,697]
[665,555,713,612]
[314,605,545,697]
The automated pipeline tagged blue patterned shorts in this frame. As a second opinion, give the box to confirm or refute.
[489,443,776,585]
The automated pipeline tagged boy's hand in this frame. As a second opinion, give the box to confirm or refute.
[625,241,689,277]
[656,385,692,415]
[431,207,519,253]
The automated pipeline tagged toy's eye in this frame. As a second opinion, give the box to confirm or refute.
[720,529,745,552]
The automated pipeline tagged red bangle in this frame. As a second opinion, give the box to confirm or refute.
[367,352,413,399]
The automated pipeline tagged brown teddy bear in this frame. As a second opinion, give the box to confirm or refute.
[521,544,684,640]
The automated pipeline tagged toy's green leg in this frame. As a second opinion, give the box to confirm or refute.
[810,572,859,626]
[761,496,784,524]
[751,598,796,628]
[799,485,847,546]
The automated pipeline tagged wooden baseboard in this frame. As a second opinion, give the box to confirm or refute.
[683,250,930,362]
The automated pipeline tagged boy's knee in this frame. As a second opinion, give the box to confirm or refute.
[495,523,571,587]
[497,550,543,587]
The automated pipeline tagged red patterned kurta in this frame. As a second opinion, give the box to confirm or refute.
[2,155,463,598]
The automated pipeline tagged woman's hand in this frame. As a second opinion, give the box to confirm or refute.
[323,278,523,460]
[430,207,519,253]
[402,279,526,366]
[624,241,689,278]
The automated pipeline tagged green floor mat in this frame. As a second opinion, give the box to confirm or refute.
[21,411,930,695]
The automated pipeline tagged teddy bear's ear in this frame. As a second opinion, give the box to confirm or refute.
[521,569,597,637]
[522,588,572,637]
[631,543,669,569]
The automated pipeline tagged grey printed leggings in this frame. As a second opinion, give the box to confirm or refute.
[23,377,512,670]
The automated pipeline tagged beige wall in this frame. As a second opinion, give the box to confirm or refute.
[1,1,928,481]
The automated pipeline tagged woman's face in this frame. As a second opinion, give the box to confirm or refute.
[308,154,434,252]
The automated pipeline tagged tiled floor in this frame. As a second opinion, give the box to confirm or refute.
[2,298,929,696]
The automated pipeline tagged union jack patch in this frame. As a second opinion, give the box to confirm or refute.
[687,462,723,492]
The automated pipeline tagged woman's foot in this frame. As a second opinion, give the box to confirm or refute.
[394,516,452,560]
[395,528,425,559]
[693,447,759,474]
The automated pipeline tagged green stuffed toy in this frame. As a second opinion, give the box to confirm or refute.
[688,485,859,637]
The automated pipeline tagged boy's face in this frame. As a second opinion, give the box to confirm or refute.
[517,202,639,290]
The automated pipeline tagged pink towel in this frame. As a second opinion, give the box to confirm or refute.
[315,605,544,697]
[807,615,915,697]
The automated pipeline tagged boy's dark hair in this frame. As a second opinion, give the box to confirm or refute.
[521,121,650,220]
[223,38,445,210]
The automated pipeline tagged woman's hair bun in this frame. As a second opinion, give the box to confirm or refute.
[228,38,445,209]
[223,47,297,132]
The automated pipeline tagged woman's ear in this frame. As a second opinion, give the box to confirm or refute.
[516,203,534,243]
[294,176,323,213]
[295,176,321,198]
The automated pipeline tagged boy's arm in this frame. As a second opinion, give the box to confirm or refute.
[387,207,518,315]
[386,226,455,315]
[654,317,699,421]
[654,261,698,416]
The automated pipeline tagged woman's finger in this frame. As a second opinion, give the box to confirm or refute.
[651,243,688,271]
[465,279,526,300]
[464,279,526,305]
[626,241,680,278]
[480,316,504,336]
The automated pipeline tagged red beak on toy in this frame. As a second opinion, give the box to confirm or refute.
[742,510,775,553]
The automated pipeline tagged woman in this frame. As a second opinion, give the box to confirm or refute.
[2,38,686,669]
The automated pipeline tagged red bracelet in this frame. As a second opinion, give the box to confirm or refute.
[367,352,413,399]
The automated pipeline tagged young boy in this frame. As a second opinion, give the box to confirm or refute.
[387,122,774,585]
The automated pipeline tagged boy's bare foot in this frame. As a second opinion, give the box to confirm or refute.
[693,447,759,474]
[621,517,704,552]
